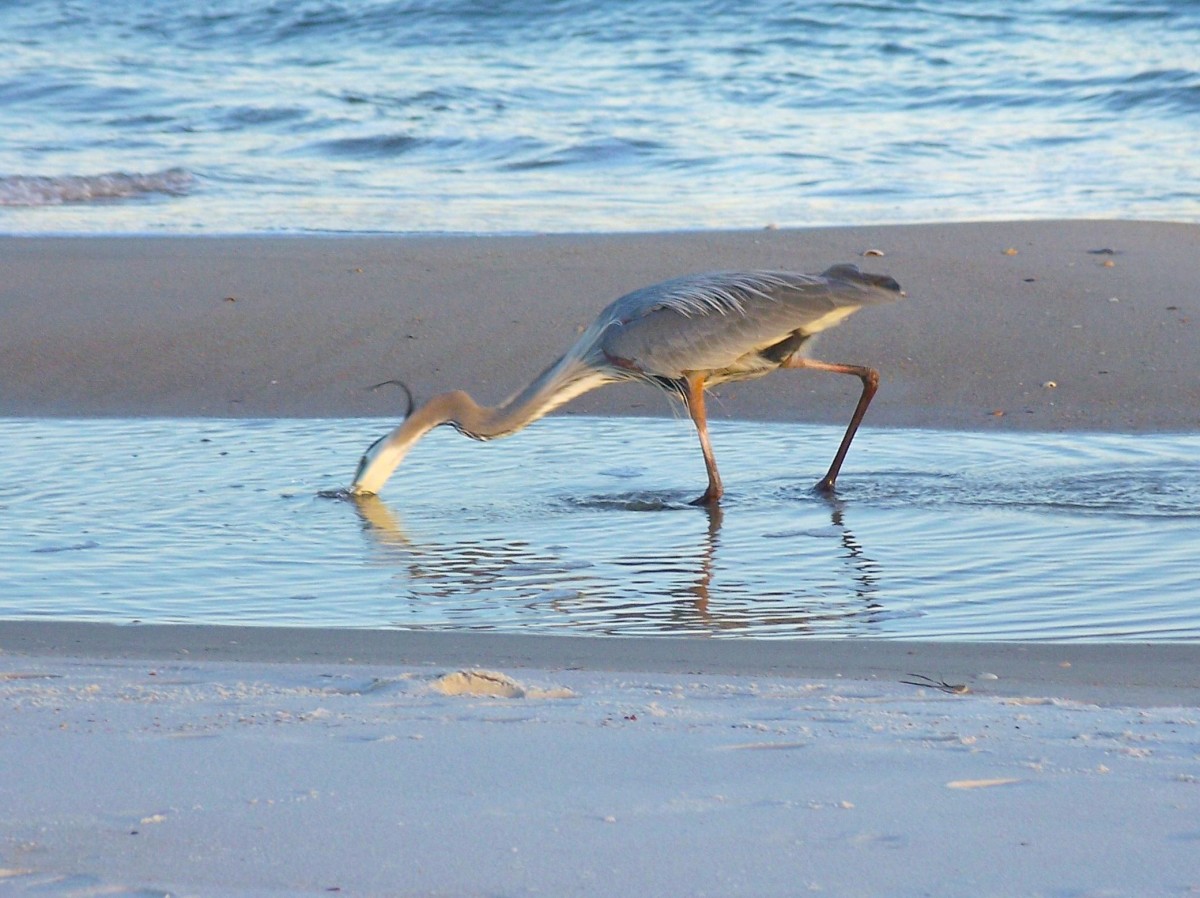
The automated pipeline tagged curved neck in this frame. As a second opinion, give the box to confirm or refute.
[349,356,611,496]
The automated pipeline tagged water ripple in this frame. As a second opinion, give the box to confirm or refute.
[2,0,1197,231]
[1,417,1197,641]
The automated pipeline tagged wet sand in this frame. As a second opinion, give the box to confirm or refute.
[4,620,1200,708]
[2,221,1199,895]
[3,220,1198,430]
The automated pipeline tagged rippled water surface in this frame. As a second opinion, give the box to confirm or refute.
[2,0,1198,233]
[2,417,1197,641]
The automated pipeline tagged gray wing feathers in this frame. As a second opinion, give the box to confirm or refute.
[595,266,900,379]
[622,270,823,319]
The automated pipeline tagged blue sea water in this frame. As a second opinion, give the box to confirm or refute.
[2,0,1199,234]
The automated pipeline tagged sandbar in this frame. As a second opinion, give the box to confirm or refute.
[3,220,1197,429]
[2,221,1199,896]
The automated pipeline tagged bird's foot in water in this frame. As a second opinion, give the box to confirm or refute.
[317,486,376,500]
[812,477,838,497]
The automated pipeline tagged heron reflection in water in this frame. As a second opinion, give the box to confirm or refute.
[350,264,901,504]
[351,495,883,632]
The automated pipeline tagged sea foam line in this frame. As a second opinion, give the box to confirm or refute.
[0,168,194,206]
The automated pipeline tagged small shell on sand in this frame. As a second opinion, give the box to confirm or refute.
[946,778,1022,790]
[431,669,574,699]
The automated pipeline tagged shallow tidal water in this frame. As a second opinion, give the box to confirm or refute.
[2,417,1197,642]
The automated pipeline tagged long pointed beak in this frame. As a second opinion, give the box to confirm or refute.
[350,433,390,495]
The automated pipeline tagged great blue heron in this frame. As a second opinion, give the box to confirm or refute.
[350,264,902,504]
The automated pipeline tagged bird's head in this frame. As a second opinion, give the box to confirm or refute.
[822,264,904,297]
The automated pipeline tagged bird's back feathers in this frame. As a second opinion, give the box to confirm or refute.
[617,270,823,320]
[593,265,900,381]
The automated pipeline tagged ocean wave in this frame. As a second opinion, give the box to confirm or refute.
[0,168,194,207]
[1,0,1198,232]
[311,133,424,159]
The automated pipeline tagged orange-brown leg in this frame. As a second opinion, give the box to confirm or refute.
[682,373,723,505]
[782,357,880,494]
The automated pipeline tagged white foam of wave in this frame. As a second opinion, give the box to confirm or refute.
[0,168,194,206]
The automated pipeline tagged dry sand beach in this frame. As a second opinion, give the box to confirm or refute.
[2,221,1200,896]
